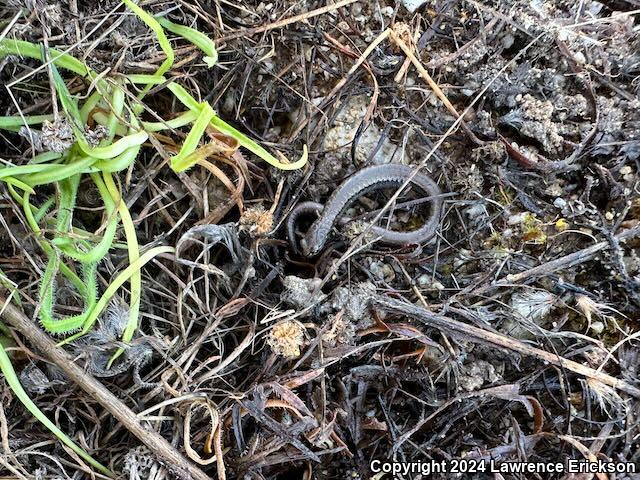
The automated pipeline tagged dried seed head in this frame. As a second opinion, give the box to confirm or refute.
[40,118,74,153]
[267,320,305,358]
[510,290,556,321]
[84,124,108,148]
[100,300,130,338]
[575,294,618,327]
[321,313,356,348]
[239,205,274,237]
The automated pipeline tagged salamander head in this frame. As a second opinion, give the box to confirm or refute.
[300,224,328,257]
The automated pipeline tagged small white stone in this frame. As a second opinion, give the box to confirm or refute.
[590,321,605,334]
[605,211,614,221]
[401,0,426,13]
[507,213,528,225]
[553,197,567,209]
[380,6,394,16]
[573,52,586,64]
[417,274,430,287]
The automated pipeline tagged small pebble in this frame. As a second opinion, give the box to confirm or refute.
[401,0,426,13]
[508,213,528,225]
[573,52,586,64]
[417,274,430,287]
[501,34,515,49]
[380,6,394,17]
[553,197,567,209]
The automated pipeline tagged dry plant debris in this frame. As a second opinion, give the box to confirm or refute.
[1,0,640,479]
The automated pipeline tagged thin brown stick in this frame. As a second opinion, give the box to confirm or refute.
[288,28,391,141]
[389,28,483,145]
[0,294,211,480]
[218,0,358,42]
[505,225,640,284]
[374,295,640,399]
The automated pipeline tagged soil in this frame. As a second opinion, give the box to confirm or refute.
[1,0,640,479]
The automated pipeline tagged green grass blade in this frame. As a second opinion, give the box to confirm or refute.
[103,85,126,143]
[0,39,94,78]
[156,16,217,68]
[122,0,174,96]
[21,156,96,186]
[0,270,22,307]
[78,131,148,160]
[79,91,104,124]
[93,110,198,133]
[125,74,167,85]
[0,114,54,132]
[31,152,63,164]
[0,342,112,476]
[49,60,84,130]
[103,172,140,349]
[2,177,35,194]
[0,164,61,180]
[210,114,308,170]
[92,144,141,172]
[169,102,214,172]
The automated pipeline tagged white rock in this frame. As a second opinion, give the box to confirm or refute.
[401,0,426,13]
[553,197,567,209]
[321,95,402,165]
[380,6,394,17]
[507,212,528,225]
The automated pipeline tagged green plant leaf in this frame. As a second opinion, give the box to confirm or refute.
[0,114,54,132]
[156,16,218,68]
[169,102,215,172]
[0,342,112,476]
[167,82,307,170]
[210,114,308,170]
[121,0,174,95]
[0,39,94,78]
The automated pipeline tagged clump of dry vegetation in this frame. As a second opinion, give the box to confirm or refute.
[0,0,639,479]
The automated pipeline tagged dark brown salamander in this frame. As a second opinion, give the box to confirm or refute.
[287,164,443,256]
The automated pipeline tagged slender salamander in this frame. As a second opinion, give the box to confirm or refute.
[287,164,443,256]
